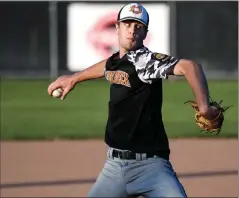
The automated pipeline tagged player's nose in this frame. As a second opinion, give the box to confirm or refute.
[128,25,136,35]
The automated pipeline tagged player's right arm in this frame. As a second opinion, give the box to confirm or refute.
[47,59,107,100]
[72,59,106,82]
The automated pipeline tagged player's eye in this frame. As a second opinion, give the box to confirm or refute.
[134,24,143,30]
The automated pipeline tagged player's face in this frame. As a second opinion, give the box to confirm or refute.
[116,20,148,51]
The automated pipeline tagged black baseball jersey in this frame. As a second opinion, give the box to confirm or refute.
[104,45,180,156]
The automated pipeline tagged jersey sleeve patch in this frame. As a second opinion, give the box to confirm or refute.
[127,47,180,84]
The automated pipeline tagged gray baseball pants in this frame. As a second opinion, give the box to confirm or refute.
[87,147,187,197]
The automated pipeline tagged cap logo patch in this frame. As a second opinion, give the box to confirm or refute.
[129,5,142,14]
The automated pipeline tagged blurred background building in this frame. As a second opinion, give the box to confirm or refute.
[0,1,238,79]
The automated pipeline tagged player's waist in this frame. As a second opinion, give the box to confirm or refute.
[107,147,169,161]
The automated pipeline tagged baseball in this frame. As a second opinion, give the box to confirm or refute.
[52,88,63,98]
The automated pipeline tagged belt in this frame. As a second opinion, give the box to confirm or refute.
[111,149,169,160]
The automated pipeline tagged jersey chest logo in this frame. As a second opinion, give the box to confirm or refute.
[105,70,131,87]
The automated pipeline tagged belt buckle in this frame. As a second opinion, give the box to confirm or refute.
[116,150,126,159]
[116,150,121,159]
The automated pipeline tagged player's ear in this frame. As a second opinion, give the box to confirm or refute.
[115,23,119,35]
[143,29,148,40]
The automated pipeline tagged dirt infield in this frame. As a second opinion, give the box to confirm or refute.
[1,139,238,197]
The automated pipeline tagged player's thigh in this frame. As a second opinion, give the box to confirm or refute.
[144,157,187,197]
[87,159,128,197]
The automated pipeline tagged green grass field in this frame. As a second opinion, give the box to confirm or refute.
[1,79,238,140]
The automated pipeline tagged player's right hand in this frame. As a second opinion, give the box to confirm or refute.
[47,75,76,100]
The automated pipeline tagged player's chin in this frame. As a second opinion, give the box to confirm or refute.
[124,42,137,51]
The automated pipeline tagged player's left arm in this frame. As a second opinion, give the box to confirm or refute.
[132,51,211,116]
[172,59,210,115]
[132,50,220,119]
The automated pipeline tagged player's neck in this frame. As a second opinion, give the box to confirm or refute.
[119,44,144,58]
[119,50,128,58]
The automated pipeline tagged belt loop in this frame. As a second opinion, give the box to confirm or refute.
[111,148,115,159]
[108,147,114,159]
[142,153,147,160]
[107,148,110,158]
[136,153,147,161]
[136,153,141,161]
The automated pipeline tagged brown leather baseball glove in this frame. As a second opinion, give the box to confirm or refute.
[185,98,233,135]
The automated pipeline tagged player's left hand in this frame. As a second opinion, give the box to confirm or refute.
[185,98,233,135]
[198,105,220,120]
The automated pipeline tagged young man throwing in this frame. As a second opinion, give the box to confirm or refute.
[48,2,220,197]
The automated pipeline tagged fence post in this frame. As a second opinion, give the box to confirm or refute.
[49,1,58,79]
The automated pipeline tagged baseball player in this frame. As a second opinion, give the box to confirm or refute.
[48,2,220,197]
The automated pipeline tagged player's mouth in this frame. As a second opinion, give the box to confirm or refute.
[127,37,135,42]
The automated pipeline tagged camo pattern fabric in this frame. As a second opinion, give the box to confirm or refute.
[127,46,180,84]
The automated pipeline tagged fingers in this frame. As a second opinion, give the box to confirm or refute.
[48,75,75,100]
[48,82,61,96]
[60,86,71,100]
[47,75,71,96]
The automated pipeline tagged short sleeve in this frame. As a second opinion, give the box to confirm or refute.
[127,47,180,84]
